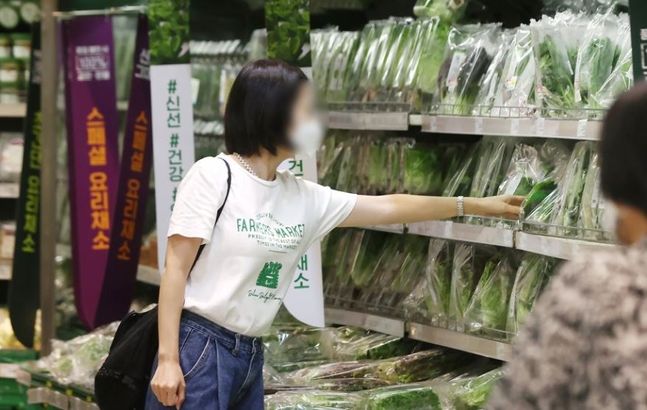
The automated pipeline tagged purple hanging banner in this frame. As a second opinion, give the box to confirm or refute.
[62,16,120,329]
[96,15,152,326]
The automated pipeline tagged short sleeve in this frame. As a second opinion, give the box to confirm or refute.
[167,157,228,243]
[301,180,357,245]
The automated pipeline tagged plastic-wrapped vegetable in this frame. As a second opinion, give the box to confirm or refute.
[586,14,632,114]
[404,240,453,327]
[449,368,503,410]
[521,140,571,216]
[506,255,555,336]
[265,390,363,410]
[403,142,444,195]
[372,349,469,384]
[578,151,610,240]
[327,327,416,361]
[433,24,501,115]
[492,27,536,117]
[413,0,468,21]
[416,17,449,109]
[362,384,442,410]
[325,32,359,103]
[472,30,513,116]
[531,12,586,116]
[464,256,516,338]
[448,245,497,331]
[574,13,621,111]
[524,189,561,233]
[469,137,512,198]
[443,143,478,197]
[497,143,544,197]
[552,141,593,235]
[384,235,430,309]
[264,327,330,372]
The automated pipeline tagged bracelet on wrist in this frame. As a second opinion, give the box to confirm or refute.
[457,196,465,217]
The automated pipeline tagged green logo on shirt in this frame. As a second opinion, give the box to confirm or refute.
[256,261,282,289]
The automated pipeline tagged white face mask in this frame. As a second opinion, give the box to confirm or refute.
[289,119,325,157]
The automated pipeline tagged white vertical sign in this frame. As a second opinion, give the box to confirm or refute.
[150,64,196,272]
[280,154,325,327]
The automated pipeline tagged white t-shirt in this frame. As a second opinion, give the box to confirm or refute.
[167,153,357,336]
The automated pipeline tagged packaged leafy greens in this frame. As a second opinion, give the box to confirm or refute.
[404,240,453,327]
[383,235,430,309]
[464,255,516,339]
[497,143,545,197]
[472,30,513,116]
[324,31,360,103]
[265,390,363,410]
[413,0,468,21]
[492,27,536,117]
[469,137,512,198]
[531,12,587,117]
[402,142,444,195]
[327,327,417,361]
[506,255,555,336]
[578,151,610,240]
[372,349,469,384]
[362,383,442,410]
[552,141,593,235]
[448,368,503,410]
[442,143,479,197]
[433,24,501,115]
[448,244,497,331]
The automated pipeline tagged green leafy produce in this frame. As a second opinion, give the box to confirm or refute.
[363,384,442,410]
[325,32,360,102]
[403,143,444,195]
[416,17,449,108]
[413,0,467,21]
[148,0,190,64]
[465,256,516,338]
[265,390,363,410]
[553,141,593,234]
[506,255,555,335]
[443,143,479,197]
[450,368,503,410]
[264,327,330,372]
[372,349,469,384]
[522,179,557,215]
[329,327,417,361]
[578,152,610,240]
[449,245,496,331]
[265,0,311,66]
[493,27,536,116]
[473,31,512,115]
[497,143,544,197]
[470,137,512,198]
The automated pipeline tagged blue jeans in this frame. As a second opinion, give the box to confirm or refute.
[145,310,264,409]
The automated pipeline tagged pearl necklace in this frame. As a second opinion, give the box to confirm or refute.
[232,152,258,177]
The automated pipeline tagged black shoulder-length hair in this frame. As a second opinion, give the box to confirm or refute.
[600,82,647,215]
[224,59,309,156]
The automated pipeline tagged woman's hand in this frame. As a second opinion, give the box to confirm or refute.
[151,359,185,408]
[467,195,524,219]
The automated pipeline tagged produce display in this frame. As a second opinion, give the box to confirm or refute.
[312,8,631,117]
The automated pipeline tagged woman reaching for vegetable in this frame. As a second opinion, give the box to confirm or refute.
[146,59,522,409]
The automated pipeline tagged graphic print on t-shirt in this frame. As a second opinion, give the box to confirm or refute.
[255,261,282,289]
[236,212,305,253]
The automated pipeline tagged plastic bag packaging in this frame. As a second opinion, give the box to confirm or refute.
[464,255,516,339]
[326,327,416,361]
[497,143,545,197]
[378,19,413,101]
[448,244,497,331]
[372,349,469,384]
[416,17,450,109]
[524,189,561,234]
[586,14,632,114]
[433,23,501,115]
[265,390,363,410]
[264,327,331,372]
[492,27,536,117]
[442,143,479,197]
[361,383,443,410]
[578,151,610,240]
[472,30,513,116]
[552,141,593,235]
[264,364,287,386]
[469,137,512,198]
[521,141,571,216]
[506,255,555,336]
[531,12,587,117]
[404,240,453,327]
[325,32,360,103]
[447,368,503,410]
[402,142,444,195]
[413,0,468,20]
[401,19,439,107]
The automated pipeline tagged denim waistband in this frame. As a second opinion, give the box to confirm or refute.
[181,310,261,354]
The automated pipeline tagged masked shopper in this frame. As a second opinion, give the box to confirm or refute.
[488,83,647,409]
[146,59,522,409]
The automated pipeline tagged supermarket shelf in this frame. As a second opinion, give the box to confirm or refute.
[326,111,409,131]
[0,103,26,118]
[137,264,160,285]
[325,308,405,337]
[0,182,19,198]
[515,232,616,260]
[363,223,405,234]
[408,323,512,361]
[27,387,98,410]
[407,221,514,248]
[421,115,601,140]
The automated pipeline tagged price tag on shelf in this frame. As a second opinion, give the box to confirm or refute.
[577,119,588,138]
[474,117,484,134]
[510,118,520,135]
[535,117,545,136]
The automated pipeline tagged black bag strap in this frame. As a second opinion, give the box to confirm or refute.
[189,157,232,273]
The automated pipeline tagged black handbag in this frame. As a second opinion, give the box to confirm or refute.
[95,158,231,409]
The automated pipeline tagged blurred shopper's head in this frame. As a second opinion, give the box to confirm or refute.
[224,59,320,158]
[601,83,647,245]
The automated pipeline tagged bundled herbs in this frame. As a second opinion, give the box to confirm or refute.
[531,12,586,117]
[506,255,555,336]
[552,141,593,235]
[448,245,497,331]
[402,142,444,195]
[497,143,545,197]
[362,384,442,410]
[265,0,311,66]
[469,137,512,198]
[372,349,469,384]
[449,368,503,410]
[433,24,501,115]
[472,31,513,116]
[464,256,516,338]
[578,152,611,240]
[442,143,479,197]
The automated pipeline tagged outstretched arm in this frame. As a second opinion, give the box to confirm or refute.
[339,195,523,228]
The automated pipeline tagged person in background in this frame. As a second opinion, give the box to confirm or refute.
[488,83,647,409]
[147,59,522,409]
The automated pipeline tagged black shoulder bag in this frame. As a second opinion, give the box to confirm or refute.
[95,158,232,410]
